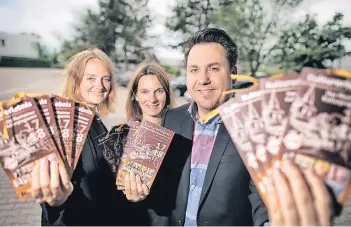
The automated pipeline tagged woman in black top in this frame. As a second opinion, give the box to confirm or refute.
[31,48,149,226]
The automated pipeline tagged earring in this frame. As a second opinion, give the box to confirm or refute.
[135,96,139,101]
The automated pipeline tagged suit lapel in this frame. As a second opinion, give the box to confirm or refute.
[198,123,230,208]
[177,113,194,221]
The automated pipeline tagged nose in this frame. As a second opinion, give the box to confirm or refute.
[149,92,158,103]
[198,70,211,85]
[94,78,104,90]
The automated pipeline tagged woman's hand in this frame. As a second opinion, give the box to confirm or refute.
[267,161,331,226]
[123,172,150,202]
[31,157,73,207]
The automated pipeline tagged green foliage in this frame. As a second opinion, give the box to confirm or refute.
[214,0,304,77]
[161,64,182,76]
[165,0,234,51]
[0,57,51,68]
[59,0,152,69]
[273,13,351,72]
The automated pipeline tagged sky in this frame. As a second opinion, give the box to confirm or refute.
[0,0,350,64]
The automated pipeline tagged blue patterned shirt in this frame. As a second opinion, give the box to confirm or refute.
[184,102,222,226]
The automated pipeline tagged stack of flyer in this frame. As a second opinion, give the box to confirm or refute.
[219,67,351,207]
[0,94,94,200]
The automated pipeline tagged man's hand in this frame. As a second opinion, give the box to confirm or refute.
[267,161,331,226]
[124,172,149,202]
[31,157,73,207]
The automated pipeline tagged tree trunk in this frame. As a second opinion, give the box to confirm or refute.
[123,43,128,71]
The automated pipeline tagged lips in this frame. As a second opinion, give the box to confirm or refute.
[198,89,215,92]
[90,91,104,96]
[146,104,159,108]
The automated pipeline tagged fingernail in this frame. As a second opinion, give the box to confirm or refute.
[266,180,273,193]
[281,160,292,174]
[273,160,281,169]
[136,175,140,180]
[273,168,281,182]
[40,157,47,164]
[32,165,38,174]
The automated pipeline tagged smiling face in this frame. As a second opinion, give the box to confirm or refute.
[79,59,112,108]
[136,75,167,120]
[186,43,232,118]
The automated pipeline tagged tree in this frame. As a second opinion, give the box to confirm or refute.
[59,0,152,70]
[166,0,234,51]
[59,4,121,62]
[215,0,304,77]
[273,13,351,72]
[114,0,152,70]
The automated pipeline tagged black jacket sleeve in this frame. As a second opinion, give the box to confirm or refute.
[145,109,171,226]
[248,179,269,226]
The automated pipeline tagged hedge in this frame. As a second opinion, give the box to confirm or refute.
[0,56,51,68]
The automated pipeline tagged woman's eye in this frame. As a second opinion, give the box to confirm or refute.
[157,89,165,94]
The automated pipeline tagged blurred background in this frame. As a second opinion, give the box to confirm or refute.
[0,0,351,225]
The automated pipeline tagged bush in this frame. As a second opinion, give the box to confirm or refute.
[0,56,51,68]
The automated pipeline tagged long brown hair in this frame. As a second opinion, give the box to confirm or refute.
[62,47,116,117]
[126,62,175,122]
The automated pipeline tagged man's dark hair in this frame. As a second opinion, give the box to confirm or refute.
[184,28,238,73]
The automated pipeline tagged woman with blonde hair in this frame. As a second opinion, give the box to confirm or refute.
[125,62,175,125]
[32,47,150,226]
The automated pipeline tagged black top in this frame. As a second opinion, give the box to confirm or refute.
[41,116,150,226]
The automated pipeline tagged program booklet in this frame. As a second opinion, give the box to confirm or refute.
[281,67,351,206]
[116,120,174,190]
[0,96,63,200]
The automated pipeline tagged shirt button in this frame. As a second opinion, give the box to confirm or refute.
[202,147,205,150]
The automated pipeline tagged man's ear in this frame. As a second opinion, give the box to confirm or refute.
[230,65,238,85]
[231,64,238,75]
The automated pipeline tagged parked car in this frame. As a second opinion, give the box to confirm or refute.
[232,78,254,90]
[170,76,187,97]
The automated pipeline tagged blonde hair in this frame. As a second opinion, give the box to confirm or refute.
[62,47,116,117]
[126,62,175,122]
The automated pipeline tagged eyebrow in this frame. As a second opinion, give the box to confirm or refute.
[85,74,110,77]
[207,62,220,67]
[138,87,164,91]
[188,62,220,68]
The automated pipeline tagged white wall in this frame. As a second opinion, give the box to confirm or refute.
[0,32,39,59]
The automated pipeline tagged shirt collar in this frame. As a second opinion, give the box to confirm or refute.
[187,101,222,125]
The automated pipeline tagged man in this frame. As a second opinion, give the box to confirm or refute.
[146,28,332,226]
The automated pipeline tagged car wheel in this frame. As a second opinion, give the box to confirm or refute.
[174,88,181,97]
